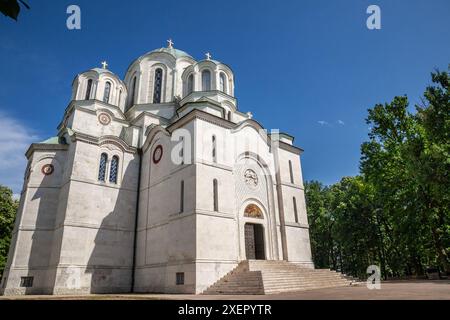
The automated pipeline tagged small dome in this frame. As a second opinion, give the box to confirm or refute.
[90,67,116,75]
[147,47,193,59]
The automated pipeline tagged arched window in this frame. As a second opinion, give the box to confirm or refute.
[289,160,294,184]
[118,89,122,107]
[293,197,298,223]
[180,180,184,213]
[109,155,119,184]
[153,68,163,103]
[98,153,108,182]
[130,76,137,106]
[212,135,217,163]
[213,179,218,212]
[202,70,211,91]
[85,79,93,100]
[103,81,111,103]
[219,72,227,93]
[187,74,194,95]
[180,136,184,165]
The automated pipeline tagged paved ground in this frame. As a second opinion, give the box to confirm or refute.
[1,281,449,300]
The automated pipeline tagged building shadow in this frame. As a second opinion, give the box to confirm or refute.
[25,158,61,294]
[86,156,138,294]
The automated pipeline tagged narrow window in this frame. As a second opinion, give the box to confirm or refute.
[213,179,218,212]
[98,153,108,182]
[212,135,217,163]
[180,136,184,165]
[130,76,137,106]
[227,111,231,121]
[85,79,93,100]
[109,155,119,184]
[219,72,227,93]
[176,272,185,285]
[293,197,298,223]
[180,180,184,213]
[103,81,111,103]
[153,68,163,103]
[20,276,33,288]
[202,70,211,91]
[118,89,122,106]
[289,160,294,184]
[187,74,194,95]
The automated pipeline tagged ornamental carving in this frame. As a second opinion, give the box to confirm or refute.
[41,164,54,176]
[244,204,263,219]
[98,113,111,125]
[244,169,258,188]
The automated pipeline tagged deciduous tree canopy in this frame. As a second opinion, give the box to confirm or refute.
[306,67,449,278]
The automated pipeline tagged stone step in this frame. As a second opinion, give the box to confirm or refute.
[260,274,347,280]
[201,260,352,295]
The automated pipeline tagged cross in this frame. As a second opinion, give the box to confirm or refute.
[247,111,253,119]
[167,38,174,48]
[101,61,108,69]
[205,52,212,60]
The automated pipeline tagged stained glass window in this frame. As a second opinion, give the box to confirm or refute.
[187,74,194,95]
[85,79,93,100]
[103,81,111,103]
[109,155,119,184]
[293,197,298,223]
[202,70,211,91]
[289,160,294,184]
[213,179,218,212]
[212,135,217,163]
[130,76,137,106]
[153,68,163,103]
[98,153,107,182]
[180,180,184,213]
[219,72,226,93]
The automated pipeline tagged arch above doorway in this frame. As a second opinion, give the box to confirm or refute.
[244,204,263,219]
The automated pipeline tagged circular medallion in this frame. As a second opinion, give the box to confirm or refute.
[244,169,258,188]
[98,113,111,125]
[152,145,163,164]
[41,164,54,176]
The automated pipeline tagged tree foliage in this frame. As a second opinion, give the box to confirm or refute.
[306,67,450,278]
[0,0,29,21]
[0,185,18,278]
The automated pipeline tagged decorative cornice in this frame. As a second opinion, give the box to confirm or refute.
[70,132,137,154]
[25,143,69,159]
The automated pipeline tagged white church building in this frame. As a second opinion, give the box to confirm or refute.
[1,41,316,295]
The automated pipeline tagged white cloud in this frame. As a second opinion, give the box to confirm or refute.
[338,120,345,125]
[317,120,329,126]
[0,112,39,194]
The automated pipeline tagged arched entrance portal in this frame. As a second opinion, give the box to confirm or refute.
[244,223,265,260]
[243,204,266,260]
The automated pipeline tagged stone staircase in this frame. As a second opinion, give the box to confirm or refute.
[202,260,354,295]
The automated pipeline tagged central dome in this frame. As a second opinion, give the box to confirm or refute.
[148,47,193,59]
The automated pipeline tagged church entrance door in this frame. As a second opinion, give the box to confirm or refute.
[244,223,265,260]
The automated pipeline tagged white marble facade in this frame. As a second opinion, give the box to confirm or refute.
[0,42,313,295]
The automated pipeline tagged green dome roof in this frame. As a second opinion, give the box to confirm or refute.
[148,47,193,59]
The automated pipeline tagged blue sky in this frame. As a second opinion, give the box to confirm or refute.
[0,0,449,195]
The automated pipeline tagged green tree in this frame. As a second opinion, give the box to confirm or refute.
[0,185,18,278]
[0,0,29,21]
[306,66,449,279]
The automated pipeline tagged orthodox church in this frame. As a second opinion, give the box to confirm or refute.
[1,41,314,295]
